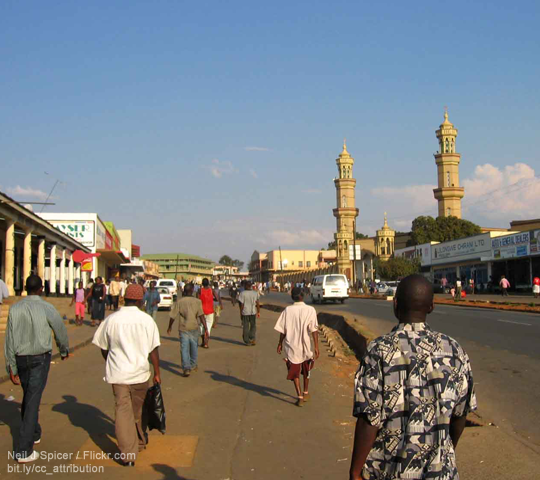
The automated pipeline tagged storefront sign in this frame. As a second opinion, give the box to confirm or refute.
[81,257,93,272]
[432,235,491,264]
[105,231,113,250]
[492,232,530,259]
[96,221,107,249]
[50,221,95,247]
[530,230,540,255]
[492,232,530,249]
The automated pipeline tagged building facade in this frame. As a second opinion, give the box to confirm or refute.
[433,110,465,218]
[0,191,90,297]
[249,249,336,282]
[395,226,540,291]
[140,253,215,282]
[333,141,359,278]
[38,213,128,282]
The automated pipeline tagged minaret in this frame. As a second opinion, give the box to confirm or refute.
[333,140,359,279]
[433,109,465,218]
[376,212,395,262]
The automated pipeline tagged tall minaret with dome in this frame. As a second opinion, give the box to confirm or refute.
[333,140,359,279]
[433,109,465,218]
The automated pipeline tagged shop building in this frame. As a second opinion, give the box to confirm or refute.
[0,191,90,296]
[395,227,540,292]
[38,213,128,282]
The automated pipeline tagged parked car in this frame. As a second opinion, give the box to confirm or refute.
[157,286,174,310]
[155,279,178,297]
[385,281,399,296]
[310,274,349,304]
[375,282,390,295]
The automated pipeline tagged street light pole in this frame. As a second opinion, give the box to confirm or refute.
[353,218,357,292]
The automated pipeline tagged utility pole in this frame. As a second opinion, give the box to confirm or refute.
[279,246,284,289]
[353,218,357,292]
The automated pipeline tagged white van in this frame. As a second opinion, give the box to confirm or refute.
[310,274,349,304]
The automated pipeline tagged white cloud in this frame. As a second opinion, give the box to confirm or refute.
[266,229,332,247]
[6,185,49,201]
[368,162,540,225]
[463,163,540,219]
[244,146,271,152]
[203,159,237,178]
[370,184,437,212]
[301,188,322,194]
[249,169,258,179]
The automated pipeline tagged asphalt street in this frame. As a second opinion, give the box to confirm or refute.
[261,291,540,455]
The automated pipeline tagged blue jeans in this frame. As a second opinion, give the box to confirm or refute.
[180,329,199,371]
[15,352,51,458]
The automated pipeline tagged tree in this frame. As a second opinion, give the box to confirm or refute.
[409,216,481,246]
[374,257,420,280]
[219,255,233,265]
[219,255,244,270]
[232,259,244,270]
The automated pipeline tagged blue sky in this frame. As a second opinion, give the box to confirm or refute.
[1,1,539,266]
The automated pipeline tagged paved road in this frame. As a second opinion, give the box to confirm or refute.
[260,291,540,453]
[263,292,540,358]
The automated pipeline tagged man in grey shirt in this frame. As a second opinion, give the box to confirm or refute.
[4,275,69,463]
[238,281,260,346]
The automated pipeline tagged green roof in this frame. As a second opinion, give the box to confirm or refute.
[141,253,215,263]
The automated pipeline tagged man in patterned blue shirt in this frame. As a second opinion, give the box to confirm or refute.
[350,274,476,480]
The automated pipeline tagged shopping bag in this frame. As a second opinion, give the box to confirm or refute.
[144,383,166,434]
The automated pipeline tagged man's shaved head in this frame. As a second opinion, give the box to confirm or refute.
[394,274,434,322]
[184,283,194,296]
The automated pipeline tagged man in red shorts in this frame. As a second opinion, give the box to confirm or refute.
[275,287,320,407]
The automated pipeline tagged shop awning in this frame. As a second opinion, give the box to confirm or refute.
[97,249,129,265]
[120,263,145,271]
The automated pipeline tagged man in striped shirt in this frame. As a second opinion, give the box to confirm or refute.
[4,275,69,463]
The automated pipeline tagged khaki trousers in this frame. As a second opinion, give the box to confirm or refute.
[112,380,149,462]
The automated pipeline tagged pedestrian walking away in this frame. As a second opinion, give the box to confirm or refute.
[167,283,209,377]
[229,283,238,306]
[71,281,86,326]
[86,278,94,316]
[87,276,106,327]
[500,275,510,296]
[92,283,161,467]
[4,275,69,463]
[349,274,477,480]
[109,277,121,311]
[238,281,260,346]
[144,281,161,320]
[198,278,215,348]
[274,287,320,407]
[212,282,224,328]
[455,278,462,300]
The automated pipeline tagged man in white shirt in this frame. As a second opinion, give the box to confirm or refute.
[92,284,161,466]
[275,287,320,407]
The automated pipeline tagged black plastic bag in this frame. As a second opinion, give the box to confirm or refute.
[144,383,166,434]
